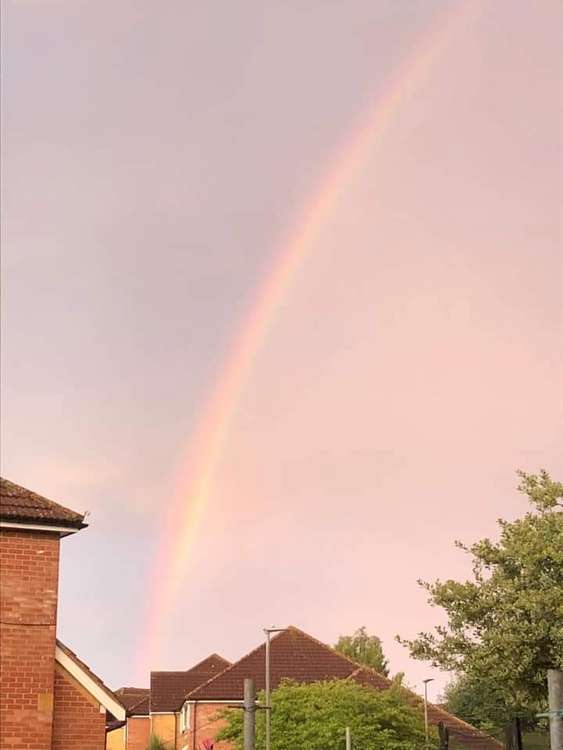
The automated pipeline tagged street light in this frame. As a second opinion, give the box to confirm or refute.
[264,626,287,750]
[422,678,434,747]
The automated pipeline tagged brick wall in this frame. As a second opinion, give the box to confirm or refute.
[52,663,106,749]
[0,528,60,750]
[126,717,150,750]
[151,713,177,747]
[192,704,233,750]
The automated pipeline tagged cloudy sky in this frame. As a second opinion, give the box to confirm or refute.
[1,0,561,697]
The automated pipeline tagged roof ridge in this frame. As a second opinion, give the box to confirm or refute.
[187,652,231,673]
[150,653,230,679]
[185,630,289,700]
[151,669,191,677]
[285,626,392,682]
[208,652,231,663]
[128,693,150,714]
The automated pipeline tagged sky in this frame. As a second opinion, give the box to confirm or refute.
[1,0,562,700]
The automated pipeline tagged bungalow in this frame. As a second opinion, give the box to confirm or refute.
[178,627,504,750]
[0,477,126,750]
[125,626,502,750]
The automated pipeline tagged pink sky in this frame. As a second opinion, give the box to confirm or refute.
[1,0,562,699]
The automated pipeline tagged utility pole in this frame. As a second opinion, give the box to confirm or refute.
[264,626,287,750]
[547,669,563,750]
[243,678,256,750]
[345,726,352,750]
[423,678,434,748]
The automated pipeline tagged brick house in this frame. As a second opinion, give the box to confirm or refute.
[107,655,231,750]
[107,688,150,750]
[0,478,126,749]
[127,627,502,750]
[179,628,504,750]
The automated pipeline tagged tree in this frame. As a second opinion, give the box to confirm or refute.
[398,470,563,723]
[441,674,520,735]
[334,626,390,675]
[217,679,431,750]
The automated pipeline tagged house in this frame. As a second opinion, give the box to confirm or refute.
[150,655,232,747]
[129,626,502,750]
[106,655,231,750]
[177,627,504,750]
[0,477,126,750]
[107,688,150,750]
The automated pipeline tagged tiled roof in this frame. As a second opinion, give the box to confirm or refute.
[115,687,151,715]
[186,627,502,750]
[150,654,231,713]
[187,627,358,701]
[56,640,125,714]
[349,667,502,750]
[0,478,86,530]
[346,665,393,691]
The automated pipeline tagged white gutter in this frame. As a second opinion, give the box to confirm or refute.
[0,520,81,536]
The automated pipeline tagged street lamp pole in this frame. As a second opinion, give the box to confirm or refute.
[264,627,287,750]
[423,678,434,748]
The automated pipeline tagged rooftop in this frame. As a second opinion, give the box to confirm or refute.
[115,687,151,716]
[0,478,87,531]
[150,653,231,712]
[186,626,503,750]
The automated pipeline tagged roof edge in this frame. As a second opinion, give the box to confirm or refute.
[0,519,86,536]
[185,628,297,702]
[55,640,126,720]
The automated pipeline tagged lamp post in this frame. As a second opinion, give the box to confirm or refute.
[423,678,434,748]
[264,626,287,750]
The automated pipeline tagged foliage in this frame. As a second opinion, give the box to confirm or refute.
[398,470,563,724]
[335,626,390,676]
[147,736,169,750]
[441,674,538,736]
[217,679,431,750]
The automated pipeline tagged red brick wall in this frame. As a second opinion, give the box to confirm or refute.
[52,663,106,750]
[0,528,60,750]
[192,704,233,750]
[126,716,151,750]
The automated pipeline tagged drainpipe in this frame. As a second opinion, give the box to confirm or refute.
[192,702,198,750]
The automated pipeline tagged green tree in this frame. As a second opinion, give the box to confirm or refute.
[334,626,390,675]
[441,674,519,735]
[398,470,563,723]
[217,679,431,750]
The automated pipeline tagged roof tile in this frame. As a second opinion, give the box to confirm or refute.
[0,478,86,529]
[150,654,231,712]
[186,627,502,750]
[187,627,357,701]
[115,687,151,715]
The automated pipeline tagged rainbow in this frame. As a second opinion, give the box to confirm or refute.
[139,0,480,676]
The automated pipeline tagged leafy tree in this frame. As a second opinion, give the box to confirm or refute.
[398,470,563,723]
[334,626,390,675]
[441,674,521,735]
[217,679,431,750]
